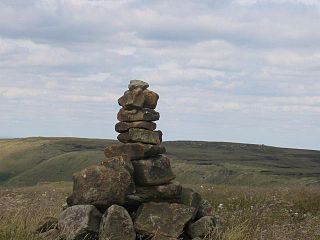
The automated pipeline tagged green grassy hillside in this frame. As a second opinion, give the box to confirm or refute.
[0,137,319,186]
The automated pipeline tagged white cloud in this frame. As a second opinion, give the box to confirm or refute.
[234,0,320,6]
[211,80,240,89]
[0,87,44,98]
[0,0,319,148]
[0,38,89,67]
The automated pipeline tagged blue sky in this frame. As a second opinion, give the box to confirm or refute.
[0,0,319,150]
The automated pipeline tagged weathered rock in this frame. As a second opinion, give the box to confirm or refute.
[101,155,134,175]
[38,229,60,240]
[132,155,175,186]
[104,143,166,160]
[125,182,182,205]
[117,108,160,122]
[99,205,136,240]
[66,194,74,207]
[180,187,202,213]
[151,234,177,240]
[196,199,214,219]
[187,216,216,238]
[58,205,102,240]
[115,121,156,133]
[118,128,162,145]
[118,88,145,110]
[128,80,149,90]
[62,202,68,210]
[118,89,159,110]
[144,89,159,109]
[35,217,58,233]
[71,164,135,208]
[134,202,196,238]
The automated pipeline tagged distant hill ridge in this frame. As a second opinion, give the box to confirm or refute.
[0,137,319,186]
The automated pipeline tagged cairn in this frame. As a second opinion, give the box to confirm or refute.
[36,80,218,240]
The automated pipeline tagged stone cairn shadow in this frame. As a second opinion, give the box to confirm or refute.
[36,80,219,240]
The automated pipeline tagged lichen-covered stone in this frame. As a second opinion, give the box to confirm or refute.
[71,164,135,208]
[104,143,166,160]
[134,202,196,238]
[99,205,136,240]
[125,182,182,205]
[101,155,134,176]
[118,129,162,145]
[117,108,160,122]
[115,121,156,133]
[58,205,102,240]
[187,216,216,238]
[132,155,175,186]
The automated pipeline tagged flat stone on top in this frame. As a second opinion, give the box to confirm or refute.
[128,80,149,90]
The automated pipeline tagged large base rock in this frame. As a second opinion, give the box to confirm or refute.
[132,155,175,186]
[71,164,135,208]
[104,143,166,160]
[99,205,136,240]
[134,202,196,238]
[125,182,182,205]
[115,121,156,133]
[58,205,102,240]
[118,128,162,145]
[117,108,160,122]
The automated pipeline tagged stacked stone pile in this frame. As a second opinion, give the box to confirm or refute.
[37,80,219,240]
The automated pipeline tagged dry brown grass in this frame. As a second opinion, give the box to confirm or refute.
[0,182,70,240]
[0,182,319,240]
[193,184,320,240]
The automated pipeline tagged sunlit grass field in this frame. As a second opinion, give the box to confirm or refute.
[1,182,319,240]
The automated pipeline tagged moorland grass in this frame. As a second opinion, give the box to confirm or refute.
[0,183,319,240]
[1,137,320,187]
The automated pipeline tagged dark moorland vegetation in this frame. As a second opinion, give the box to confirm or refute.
[0,137,319,186]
